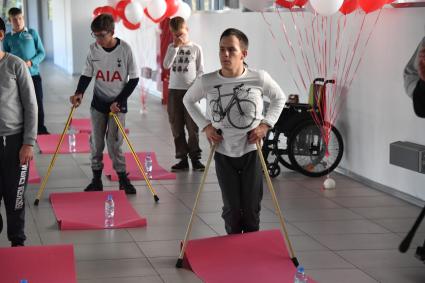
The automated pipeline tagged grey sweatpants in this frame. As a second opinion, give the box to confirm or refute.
[214,150,263,234]
[90,107,126,173]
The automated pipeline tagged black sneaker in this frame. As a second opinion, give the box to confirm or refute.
[191,159,205,172]
[118,173,137,194]
[171,159,189,172]
[84,179,103,192]
[11,242,24,247]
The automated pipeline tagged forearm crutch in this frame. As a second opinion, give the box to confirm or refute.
[34,106,76,205]
[109,112,159,203]
[399,206,425,253]
[256,141,299,267]
[176,143,217,268]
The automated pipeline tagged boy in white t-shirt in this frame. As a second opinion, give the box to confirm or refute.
[184,28,286,234]
[70,14,139,194]
[163,17,205,172]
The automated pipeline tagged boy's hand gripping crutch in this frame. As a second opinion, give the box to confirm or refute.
[256,141,299,267]
[109,112,159,203]
[34,106,76,205]
[176,142,217,268]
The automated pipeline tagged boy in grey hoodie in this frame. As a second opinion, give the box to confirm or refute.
[0,17,38,246]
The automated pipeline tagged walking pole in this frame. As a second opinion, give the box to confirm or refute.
[34,106,76,206]
[109,112,159,203]
[256,141,299,267]
[176,143,217,268]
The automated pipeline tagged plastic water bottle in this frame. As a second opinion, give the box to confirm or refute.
[104,194,115,228]
[144,153,153,179]
[68,126,76,152]
[294,266,308,283]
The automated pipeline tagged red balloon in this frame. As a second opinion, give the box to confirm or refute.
[294,0,308,7]
[359,0,387,13]
[93,6,119,22]
[115,0,130,20]
[122,18,141,30]
[93,7,104,17]
[276,0,296,9]
[164,0,179,18]
[115,0,141,29]
[339,0,358,15]
[144,0,179,24]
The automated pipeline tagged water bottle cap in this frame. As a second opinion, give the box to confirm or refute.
[107,194,113,201]
[297,266,305,273]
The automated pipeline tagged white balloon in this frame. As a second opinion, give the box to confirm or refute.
[134,0,152,8]
[146,0,167,19]
[171,1,191,20]
[309,0,344,16]
[322,177,336,190]
[125,1,144,24]
[240,0,274,12]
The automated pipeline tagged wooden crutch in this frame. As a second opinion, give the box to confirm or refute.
[109,112,159,203]
[34,106,76,205]
[176,143,217,268]
[256,141,299,267]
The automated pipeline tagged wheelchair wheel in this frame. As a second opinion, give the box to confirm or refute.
[267,163,281,178]
[287,121,343,177]
[262,129,294,172]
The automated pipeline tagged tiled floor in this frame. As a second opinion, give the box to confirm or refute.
[1,62,425,282]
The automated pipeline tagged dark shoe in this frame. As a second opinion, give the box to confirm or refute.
[191,159,205,172]
[84,170,103,192]
[38,127,50,135]
[171,159,189,172]
[84,179,103,192]
[118,172,136,194]
[11,242,24,247]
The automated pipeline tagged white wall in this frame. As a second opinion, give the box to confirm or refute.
[52,0,73,73]
[185,8,425,201]
[52,0,104,74]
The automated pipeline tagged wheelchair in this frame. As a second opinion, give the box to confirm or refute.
[262,78,344,178]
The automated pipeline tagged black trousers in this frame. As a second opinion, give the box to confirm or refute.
[32,75,47,133]
[215,150,263,234]
[0,133,28,244]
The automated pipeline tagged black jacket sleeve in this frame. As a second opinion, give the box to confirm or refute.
[75,75,92,96]
[114,78,139,104]
[413,80,425,118]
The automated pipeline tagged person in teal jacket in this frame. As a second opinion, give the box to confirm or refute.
[3,7,49,134]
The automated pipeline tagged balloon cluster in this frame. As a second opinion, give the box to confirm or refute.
[93,0,191,30]
[242,0,396,15]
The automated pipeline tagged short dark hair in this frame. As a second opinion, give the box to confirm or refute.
[8,7,23,17]
[91,14,115,33]
[0,18,5,33]
[220,28,249,50]
[169,17,185,32]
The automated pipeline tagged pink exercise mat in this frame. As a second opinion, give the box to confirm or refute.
[50,190,147,230]
[29,159,41,184]
[103,152,176,181]
[0,244,77,283]
[37,133,90,154]
[70,118,129,134]
[184,229,317,283]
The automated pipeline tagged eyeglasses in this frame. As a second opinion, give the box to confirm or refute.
[91,31,110,39]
